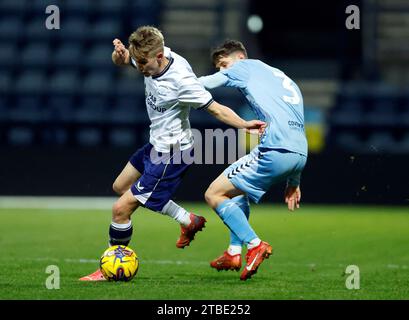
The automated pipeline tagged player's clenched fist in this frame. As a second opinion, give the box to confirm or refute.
[112,38,130,65]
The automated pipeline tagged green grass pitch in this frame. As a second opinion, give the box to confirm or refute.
[0,203,408,299]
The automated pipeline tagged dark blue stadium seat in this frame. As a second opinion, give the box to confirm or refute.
[130,0,161,14]
[128,0,161,26]
[76,128,102,146]
[366,101,398,126]
[7,127,34,146]
[0,99,8,121]
[399,134,409,152]
[9,97,47,123]
[331,109,363,126]
[115,76,145,97]
[53,43,83,68]
[74,104,108,124]
[20,43,51,68]
[62,0,93,14]
[75,92,109,124]
[401,110,409,126]
[0,0,28,15]
[47,96,75,123]
[111,77,145,125]
[97,0,127,17]
[109,103,143,125]
[29,0,60,13]
[0,0,163,147]
[15,71,47,95]
[340,98,361,111]
[109,128,137,147]
[365,132,399,153]
[86,44,114,69]
[0,72,11,96]
[0,44,16,70]
[30,0,62,13]
[130,16,159,29]
[40,127,68,146]
[26,17,56,40]
[403,98,409,113]
[0,18,24,41]
[57,18,89,41]
[82,71,113,95]
[335,132,364,152]
[91,19,121,40]
[48,71,80,95]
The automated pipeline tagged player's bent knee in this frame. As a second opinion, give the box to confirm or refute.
[112,181,125,196]
[112,201,129,223]
[112,202,122,217]
[204,188,212,204]
[112,182,120,195]
[204,187,217,209]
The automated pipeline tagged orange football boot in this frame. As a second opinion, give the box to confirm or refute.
[210,251,242,271]
[79,269,106,281]
[240,241,273,281]
[176,213,206,248]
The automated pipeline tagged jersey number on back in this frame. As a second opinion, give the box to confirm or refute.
[273,71,300,105]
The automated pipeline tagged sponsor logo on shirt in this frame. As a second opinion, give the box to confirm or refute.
[288,120,304,130]
[146,93,166,113]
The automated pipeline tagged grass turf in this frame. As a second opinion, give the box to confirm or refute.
[0,203,408,299]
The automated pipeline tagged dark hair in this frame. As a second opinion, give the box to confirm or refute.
[211,40,248,66]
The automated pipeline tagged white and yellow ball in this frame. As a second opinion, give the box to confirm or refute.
[99,245,139,281]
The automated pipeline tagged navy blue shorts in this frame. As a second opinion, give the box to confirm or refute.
[129,143,193,212]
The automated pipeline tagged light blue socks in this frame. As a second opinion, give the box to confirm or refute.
[229,195,250,246]
[215,195,257,246]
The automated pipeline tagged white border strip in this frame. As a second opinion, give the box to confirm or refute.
[0,196,117,210]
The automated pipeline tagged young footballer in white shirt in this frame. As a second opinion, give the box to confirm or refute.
[80,27,264,281]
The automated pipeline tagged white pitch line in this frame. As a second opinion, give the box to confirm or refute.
[387,264,408,269]
[0,196,117,210]
[67,258,209,266]
[22,257,409,270]
[33,257,208,266]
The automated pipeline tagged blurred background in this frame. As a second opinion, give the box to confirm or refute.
[0,0,408,204]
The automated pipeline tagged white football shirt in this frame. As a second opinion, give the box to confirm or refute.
[131,47,213,153]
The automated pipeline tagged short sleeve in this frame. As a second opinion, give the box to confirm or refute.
[178,76,214,110]
[221,61,250,89]
[198,72,229,89]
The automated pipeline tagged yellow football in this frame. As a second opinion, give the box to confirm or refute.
[99,245,139,281]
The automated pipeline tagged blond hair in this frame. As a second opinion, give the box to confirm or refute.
[128,26,165,58]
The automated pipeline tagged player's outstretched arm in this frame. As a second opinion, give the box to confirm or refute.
[206,101,265,132]
[112,38,130,66]
[198,73,228,89]
[284,185,301,211]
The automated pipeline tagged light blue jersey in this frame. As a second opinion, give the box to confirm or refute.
[200,59,308,156]
[199,59,308,203]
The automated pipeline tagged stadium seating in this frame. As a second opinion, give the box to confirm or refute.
[328,82,409,154]
[1,0,408,153]
[0,17,24,41]
[0,0,163,146]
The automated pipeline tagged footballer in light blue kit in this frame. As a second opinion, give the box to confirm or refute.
[199,40,308,280]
